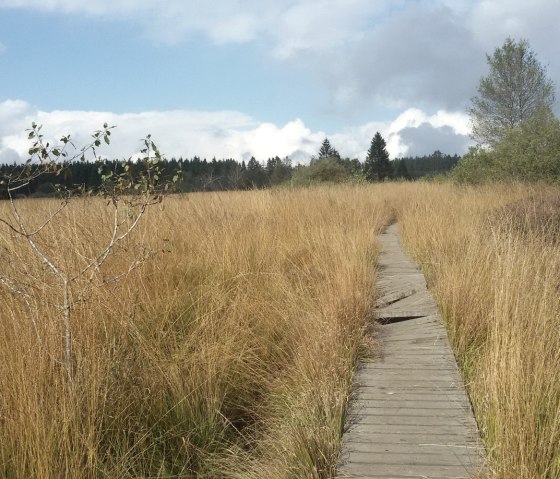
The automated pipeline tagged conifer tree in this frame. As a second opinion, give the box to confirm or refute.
[318,138,340,159]
[364,132,392,181]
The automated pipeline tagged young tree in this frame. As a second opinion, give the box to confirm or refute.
[0,123,177,390]
[469,38,556,146]
[364,132,392,181]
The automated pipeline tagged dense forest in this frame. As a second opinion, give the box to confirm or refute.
[0,150,460,198]
[397,151,461,179]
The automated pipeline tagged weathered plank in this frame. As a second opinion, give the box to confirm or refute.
[338,223,486,478]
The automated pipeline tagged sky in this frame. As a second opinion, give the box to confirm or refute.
[0,0,559,164]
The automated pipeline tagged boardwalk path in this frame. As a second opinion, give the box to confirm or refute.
[338,224,486,479]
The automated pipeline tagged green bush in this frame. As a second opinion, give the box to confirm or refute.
[291,157,352,186]
[453,107,560,183]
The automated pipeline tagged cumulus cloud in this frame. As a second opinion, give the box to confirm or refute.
[332,108,471,158]
[0,100,471,164]
[277,0,559,117]
[0,99,323,163]
[398,124,472,157]
[323,5,486,112]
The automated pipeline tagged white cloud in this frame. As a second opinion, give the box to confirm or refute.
[0,100,322,163]
[0,100,471,164]
[331,108,471,159]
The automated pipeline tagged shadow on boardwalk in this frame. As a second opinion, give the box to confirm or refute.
[338,223,486,479]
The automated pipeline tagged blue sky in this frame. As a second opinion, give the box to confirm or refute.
[1,0,559,163]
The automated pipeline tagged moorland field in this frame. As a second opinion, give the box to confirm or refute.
[0,182,558,479]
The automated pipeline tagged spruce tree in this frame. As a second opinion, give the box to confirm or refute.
[364,132,392,181]
[318,138,340,159]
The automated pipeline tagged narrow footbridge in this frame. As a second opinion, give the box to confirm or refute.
[338,224,486,479]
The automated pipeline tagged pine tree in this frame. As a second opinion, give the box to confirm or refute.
[364,132,392,181]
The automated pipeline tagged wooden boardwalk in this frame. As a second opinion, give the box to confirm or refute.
[338,224,486,479]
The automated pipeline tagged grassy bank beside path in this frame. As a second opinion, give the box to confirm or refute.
[0,185,391,478]
[395,182,560,479]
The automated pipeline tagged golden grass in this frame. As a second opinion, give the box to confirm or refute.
[393,182,560,479]
[0,185,391,478]
[2,181,559,479]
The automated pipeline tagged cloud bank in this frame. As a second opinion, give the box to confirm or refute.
[2,0,558,116]
[0,100,471,164]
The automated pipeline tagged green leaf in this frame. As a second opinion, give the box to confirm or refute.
[104,135,110,145]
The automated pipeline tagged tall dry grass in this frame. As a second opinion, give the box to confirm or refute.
[3,181,557,479]
[0,185,392,478]
[393,182,560,479]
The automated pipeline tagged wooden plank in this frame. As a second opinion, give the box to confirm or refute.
[342,431,479,445]
[375,288,418,308]
[352,393,468,402]
[346,415,473,427]
[338,462,475,478]
[342,443,482,455]
[343,451,480,467]
[351,403,472,412]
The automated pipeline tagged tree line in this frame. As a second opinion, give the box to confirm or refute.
[1,136,460,198]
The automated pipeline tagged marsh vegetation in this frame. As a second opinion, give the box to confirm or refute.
[1,182,558,478]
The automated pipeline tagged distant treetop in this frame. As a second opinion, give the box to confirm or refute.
[318,138,340,159]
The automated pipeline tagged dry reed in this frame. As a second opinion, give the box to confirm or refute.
[0,185,391,478]
[394,182,560,479]
[2,181,558,479]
